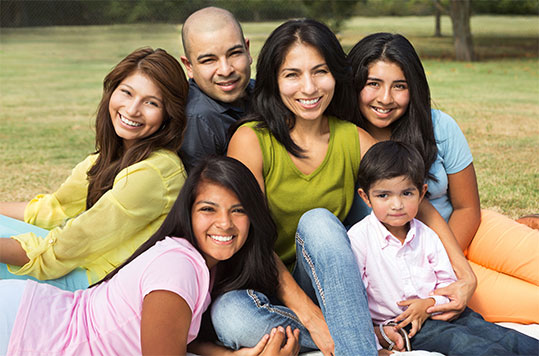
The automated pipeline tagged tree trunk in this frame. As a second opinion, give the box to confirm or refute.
[434,0,442,37]
[450,0,475,61]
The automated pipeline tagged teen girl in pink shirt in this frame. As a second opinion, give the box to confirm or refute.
[0,156,299,355]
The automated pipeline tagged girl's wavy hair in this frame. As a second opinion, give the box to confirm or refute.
[238,18,356,158]
[348,33,437,181]
[87,47,188,208]
[94,156,279,298]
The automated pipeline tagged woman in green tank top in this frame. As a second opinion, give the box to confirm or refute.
[211,19,474,355]
[211,19,379,355]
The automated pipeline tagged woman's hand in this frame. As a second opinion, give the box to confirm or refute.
[191,326,300,356]
[231,334,271,356]
[230,326,300,356]
[395,298,434,338]
[426,279,474,321]
[261,326,300,356]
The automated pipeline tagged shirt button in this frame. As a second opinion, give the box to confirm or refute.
[48,239,54,244]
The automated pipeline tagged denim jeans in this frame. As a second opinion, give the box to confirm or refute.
[211,208,378,355]
[0,214,89,291]
[410,307,539,355]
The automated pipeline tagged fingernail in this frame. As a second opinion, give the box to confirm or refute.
[278,326,285,333]
[271,328,277,335]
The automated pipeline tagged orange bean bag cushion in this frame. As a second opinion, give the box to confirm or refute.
[465,209,539,324]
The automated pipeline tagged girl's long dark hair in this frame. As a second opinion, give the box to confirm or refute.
[94,156,279,297]
[240,18,356,158]
[348,33,437,181]
[87,47,188,208]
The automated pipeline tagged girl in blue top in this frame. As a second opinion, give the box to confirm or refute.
[349,32,481,249]
[349,33,539,327]
[348,33,480,328]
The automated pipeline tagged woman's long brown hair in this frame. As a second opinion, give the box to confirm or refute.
[86,48,188,208]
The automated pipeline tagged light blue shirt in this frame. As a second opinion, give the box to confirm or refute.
[427,109,473,221]
[346,109,473,225]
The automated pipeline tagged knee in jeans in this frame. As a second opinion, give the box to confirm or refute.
[211,290,251,328]
[298,208,337,232]
[211,290,273,349]
[297,209,350,257]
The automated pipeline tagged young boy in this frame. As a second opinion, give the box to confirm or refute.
[348,141,538,355]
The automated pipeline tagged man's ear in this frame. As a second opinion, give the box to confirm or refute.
[358,188,372,208]
[244,38,253,64]
[180,56,194,79]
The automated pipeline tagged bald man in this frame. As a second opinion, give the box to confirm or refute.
[179,7,253,173]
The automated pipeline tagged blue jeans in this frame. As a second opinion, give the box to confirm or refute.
[211,208,377,355]
[410,307,539,355]
[0,214,89,291]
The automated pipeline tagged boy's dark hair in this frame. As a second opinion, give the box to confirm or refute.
[358,141,426,195]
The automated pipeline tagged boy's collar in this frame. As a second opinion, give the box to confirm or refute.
[368,211,418,247]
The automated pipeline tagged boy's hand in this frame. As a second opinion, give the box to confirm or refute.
[373,323,405,352]
[394,298,435,338]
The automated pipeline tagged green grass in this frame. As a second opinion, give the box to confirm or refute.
[0,16,537,217]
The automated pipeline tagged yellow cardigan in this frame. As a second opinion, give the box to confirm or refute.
[9,149,186,284]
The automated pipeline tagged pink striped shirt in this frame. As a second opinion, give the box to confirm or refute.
[348,212,456,324]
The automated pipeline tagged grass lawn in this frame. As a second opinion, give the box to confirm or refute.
[0,16,537,218]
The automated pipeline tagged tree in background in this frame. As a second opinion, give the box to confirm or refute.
[302,0,362,33]
[2,0,536,62]
[433,0,443,37]
[449,0,474,61]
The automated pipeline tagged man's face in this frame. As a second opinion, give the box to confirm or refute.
[181,23,252,104]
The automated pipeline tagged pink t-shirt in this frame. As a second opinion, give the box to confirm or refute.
[7,237,211,355]
[348,212,457,324]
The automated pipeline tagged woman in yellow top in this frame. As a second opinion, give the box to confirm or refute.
[0,47,188,291]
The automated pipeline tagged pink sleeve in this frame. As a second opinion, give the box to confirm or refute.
[139,250,205,312]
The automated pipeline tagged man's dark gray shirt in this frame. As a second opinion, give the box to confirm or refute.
[179,79,254,173]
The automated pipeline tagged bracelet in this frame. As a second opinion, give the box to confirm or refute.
[378,320,412,352]
[379,322,396,351]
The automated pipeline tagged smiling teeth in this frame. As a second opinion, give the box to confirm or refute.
[373,107,391,114]
[299,98,320,105]
[120,114,142,127]
[209,235,233,242]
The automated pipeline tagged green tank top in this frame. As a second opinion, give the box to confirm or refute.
[243,117,361,267]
